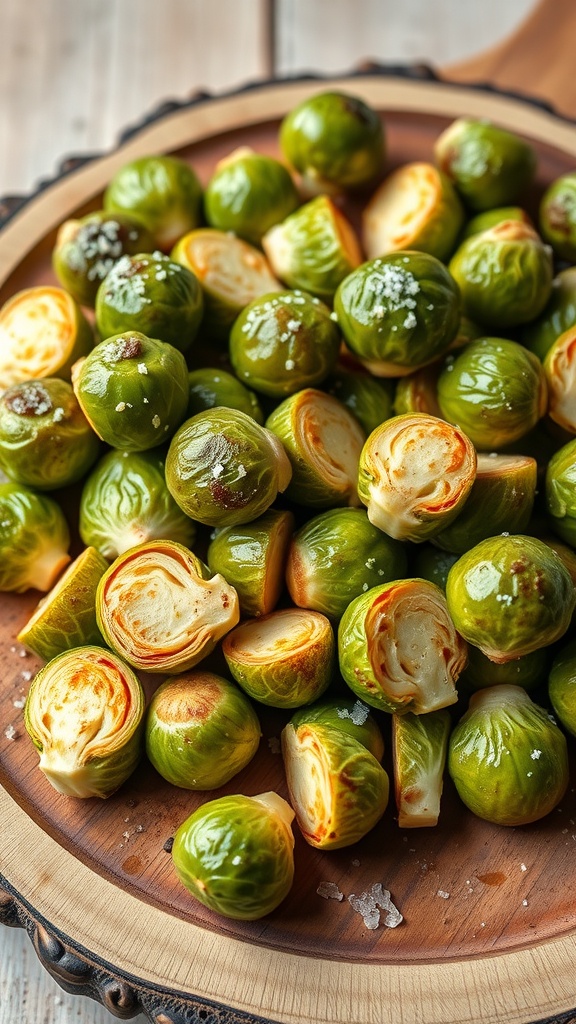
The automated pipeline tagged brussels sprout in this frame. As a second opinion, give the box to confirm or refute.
[282,719,389,849]
[265,388,365,508]
[290,697,385,760]
[448,684,569,826]
[448,222,553,329]
[52,211,154,307]
[96,539,239,673]
[0,483,70,592]
[362,162,464,263]
[166,407,292,527]
[459,643,548,695]
[338,578,466,714]
[24,645,145,799]
[0,378,100,490]
[79,449,197,560]
[434,118,537,211]
[171,228,281,340]
[357,413,477,543]
[333,252,461,377]
[392,709,451,827]
[460,205,533,241]
[522,267,576,361]
[72,331,189,451]
[432,453,537,554]
[548,638,576,737]
[279,90,385,194]
[445,534,576,663]
[410,545,459,592]
[539,171,576,261]
[222,607,334,708]
[17,547,108,661]
[145,671,261,789]
[325,369,394,435]
[172,791,295,920]
[437,338,548,451]
[229,290,341,398]
[0,286,93,390]
[545,437,576,548]
[392,364,442,418]
[543,326,576,434]
[286,507,407,619]
[104,154,203,251]
[207,509,294,618]
[204,147,299,244]
[262,196,362,302]
[95,252,203,355]
[187,367,263,423]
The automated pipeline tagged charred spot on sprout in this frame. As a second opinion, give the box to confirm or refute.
[5,382,53,417]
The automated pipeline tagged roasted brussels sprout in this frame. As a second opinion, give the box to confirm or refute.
[459,643,548,695]
[434,118,536,211]
[24,646,145,799]
[207,509,294,618]
[448,685,569,825]
[104,154,203,251]
[145,671,261,789]
[72,331,189,451]
[548,638,576,738]
[290,697,385,760]
[522,267,576,362]
[0,483,70,592]
[0,378,100,490]
[445,534,576,663]
[187,367,263,423]
[392,363,443,418]
[229,289,340,398]
[460,205,533,241]
[325,369,394,435]
[166,407,292,527]
[545,437,576,548]
[543,326,576,434]
[286,507,407,619]
[338,578,466,714]
[79,449,197,560]
[539,171,576,261]
[204,147,299,244]
[96,540,239,673]
[392,709,451,827]
[279,90,385,194]
[333,252,461,377]
[172,791,295,920]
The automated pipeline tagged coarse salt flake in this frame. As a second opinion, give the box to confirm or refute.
[152,415,161,428]
[317,882,344,901]
[137,363,148,374]
[115,402,126,413]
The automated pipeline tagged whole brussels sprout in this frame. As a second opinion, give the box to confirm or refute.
[172,791,295,920]
[207,509,294,618]
[522,267,576,361]
[290,697,385,760]
[459,643,548,696]
[445,534,576,663]
[539,171,576,261]
[548,638,576,738]
[229,289,341,398]
[0,378,100,490]
[392,709,451,827]
[460,205,533,241]
[0,482,70,592]
[104,154,203,251]
[448,685,569,825]
[72,331,189,452]
[187,367,263,423]
[204,147,299,244]
[325,369,394,435]
[392,363,443,418]
[333,252,461,377]
[95,252,203,355]
[434,118,536,211]
[543,326,576,434]
[279,90,385,194]
[545,437,576,548]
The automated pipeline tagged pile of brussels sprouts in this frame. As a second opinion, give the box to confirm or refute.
[3,88,576,923]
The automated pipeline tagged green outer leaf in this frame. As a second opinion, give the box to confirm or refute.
[290,697,384,761]
[546,437,576,548]
[104,154,203,251]
[392,709,451,827]
[187,367,263,423]
[434,118,536,211]
[207,509,294,618]
[522,267,576,362]
[204,151,299,244]
[0,482,70,593]
[548,638,576,738]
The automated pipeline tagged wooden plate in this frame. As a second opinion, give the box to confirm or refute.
[1,68,576,1024]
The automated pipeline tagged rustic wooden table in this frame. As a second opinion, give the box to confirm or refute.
[0,1,570,1022]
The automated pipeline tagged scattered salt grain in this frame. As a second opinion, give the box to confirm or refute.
[267,736,280,754]
[522,899,529,907]
[351,859,360,868]
[115,402,126,413]
[348,883,403,930]
[317,882,344,901]
[137,363,148,375]
[336,700,369,726]
[53,407,65,423]
[530,749,542,760]
[152,415,161,428]
[520,863,527,872]
[437,890,450,899]
[4,725,17,740]
[21,670,32,681]
[13,698,25,709]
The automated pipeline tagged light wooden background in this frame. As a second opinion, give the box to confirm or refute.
[0,1,540,1022]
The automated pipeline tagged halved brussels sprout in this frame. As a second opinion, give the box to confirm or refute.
[357,413,477,543]
[325,369,394,435]
[96,539,239,673]
[24,646,145,799]
[448,684,569,825]
[459,643,548,695]
[79,449,197,561]
[333,252,461,377]
[0,483,70,592]
[281,720,389,848]
[172,791,295,920]
[539,171,576,261]
[437,338,548,451]
[522,267,576,362]
[460,206,533,241]
[286,507,407,619]
[392,709,451,827]
[204,147,299,244]
[338,579,466,714]
[290,697,385,760]
[362,162,464,262]
[262,196,362,302]
[0,378,100,490]
[0,286,93,390]
[548,638,576,738]
[52,211,154,307]
[229,289,341,397]
[95,252,204,355]
[145,671,261,789]
[445,534,576,663]
[207,509,294,618]
[265,388,365,508]
[392,363,442,418]
[187,367,263,423]
[279,90,385,194]
[17,547,108,661]
[543,326,576,434]
[104,154,203,251]
[434,118,537,211]
[72,331,189,451]
[410,545,459,592]
[222,608,334,708]
[166,407,292,527]
[546,438,576,548]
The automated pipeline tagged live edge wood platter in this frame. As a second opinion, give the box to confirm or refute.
[2,67,576,1024]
